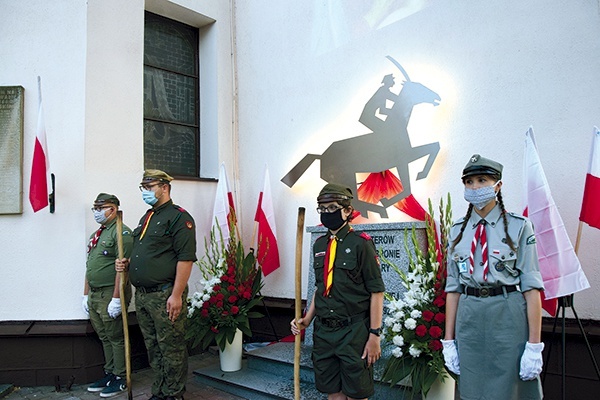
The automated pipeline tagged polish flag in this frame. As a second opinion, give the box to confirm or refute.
[579,127,600,229]
[523,127,590,316]
[254,165,280,276]
[29,78,49,212]
[211,163,237,242]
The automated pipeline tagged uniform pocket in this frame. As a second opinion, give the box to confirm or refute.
[337,257,363,284]
[490,251,519,277]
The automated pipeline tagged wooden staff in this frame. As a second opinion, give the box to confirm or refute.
[294,207,305,400]
[116,211,133,400]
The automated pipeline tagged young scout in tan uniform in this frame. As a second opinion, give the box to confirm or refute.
[116,170,196,400]
[442,154,545,400]
[291,183,385,400]
[83,193,133,397]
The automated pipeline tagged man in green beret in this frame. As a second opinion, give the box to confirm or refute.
[291,183,385,400]
[116,170,197,400]
[83,193,133,397]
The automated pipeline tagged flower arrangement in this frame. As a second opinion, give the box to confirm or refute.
[186,226,263,351]
[381,195,454,398]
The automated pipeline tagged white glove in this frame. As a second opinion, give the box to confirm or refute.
[82,295,89,316]
[107,298,122,318]
[441,339,460,375]
[520,341,544,380]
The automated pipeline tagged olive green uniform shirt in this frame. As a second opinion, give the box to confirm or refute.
[313,224,385,319]
[86,219,133,288]
[129,200,197,288]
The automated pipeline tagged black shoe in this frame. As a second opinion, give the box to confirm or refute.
[87,373,114,392]
[148,396,164,400]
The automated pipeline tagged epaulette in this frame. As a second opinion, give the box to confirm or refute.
[359,232,372,241]
[507,211,527,221]
[173,204,187,213]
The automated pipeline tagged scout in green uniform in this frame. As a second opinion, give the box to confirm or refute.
[442,155,545,400]
[116,170,196,400]
[291,183,385,400]
[83,193,133,398]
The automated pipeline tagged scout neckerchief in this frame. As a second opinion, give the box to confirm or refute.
[139,210,155,241]
[87,225,106,253]
[470,220,489,281]
[323,234,338,296]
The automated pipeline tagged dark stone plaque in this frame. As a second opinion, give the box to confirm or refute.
[0,86,24,214]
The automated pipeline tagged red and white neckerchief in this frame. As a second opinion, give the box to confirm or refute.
[87,225,106,253]
[469,220,489,281]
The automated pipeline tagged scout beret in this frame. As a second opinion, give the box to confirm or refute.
[461,154,503,180]
[140,169,173,184]
[317,183,354,203]
[94,193,120,206]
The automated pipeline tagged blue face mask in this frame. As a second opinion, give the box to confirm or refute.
[464,181,500,210]
[93,209,110,224]
[142,189,158,206]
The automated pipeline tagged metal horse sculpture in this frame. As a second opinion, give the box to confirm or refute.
[281,56,441,218]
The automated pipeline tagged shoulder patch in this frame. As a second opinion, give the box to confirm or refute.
[508,211,526,221]
[526,234,536,245]
[185,221,194,229]
[174,205,187,213]
[359,232,372,241]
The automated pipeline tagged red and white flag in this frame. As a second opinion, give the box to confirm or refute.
[254,165,280,276]
[29,77,50,212]
[523,127,590,316]
[211,163,237,242]
[579,126,600,229]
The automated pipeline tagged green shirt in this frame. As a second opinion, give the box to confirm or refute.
[129,200,197,288]
[86,219,133,288]
[313,224,385,320]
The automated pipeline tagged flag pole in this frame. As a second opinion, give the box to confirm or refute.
[574,221,584,255]
[116,211,133,400]
[294,207,305,400]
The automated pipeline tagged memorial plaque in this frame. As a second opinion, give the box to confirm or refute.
[304,222,426,345]
[0,86,24,214]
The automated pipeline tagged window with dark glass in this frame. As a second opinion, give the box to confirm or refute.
[143,12,199,178]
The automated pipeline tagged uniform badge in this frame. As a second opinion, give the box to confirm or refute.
[315,251,326,257]
[495,261,505,272]
[458,260,468,273]
[345,248,351,254]
[186,221,193,229]
[102,250,109,256]
[526,235,536,245]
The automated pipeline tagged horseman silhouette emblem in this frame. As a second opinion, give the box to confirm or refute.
[281,56,441,218]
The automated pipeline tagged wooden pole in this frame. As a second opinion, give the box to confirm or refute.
[574,220,584,255]
[116,211,133,400]
[294,207,305,400]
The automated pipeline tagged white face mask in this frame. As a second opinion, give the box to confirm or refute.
[464,181,500,210]
[93,208,111,224]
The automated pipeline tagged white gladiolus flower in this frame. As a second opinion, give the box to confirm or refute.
[409,345,422,357]
[392,323,402,332]
[392,347,403,358]
[202,293,211,301]
[393,335,404,347]
[404,318,417,330]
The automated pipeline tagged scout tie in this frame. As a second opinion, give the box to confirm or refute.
[323,235,338,296]
[87,225,106,253]
[470,220,489,281]
[139,210,155,241]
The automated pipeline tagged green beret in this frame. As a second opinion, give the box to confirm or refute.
[94,193,120,206]
[462,154,503,180]
[317,183,353,203]
[140,169,173,184]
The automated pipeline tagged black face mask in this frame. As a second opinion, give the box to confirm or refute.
[320,209,346,231]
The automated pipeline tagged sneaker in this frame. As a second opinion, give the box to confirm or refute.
[87,373,114,392]
[100,376,126,398]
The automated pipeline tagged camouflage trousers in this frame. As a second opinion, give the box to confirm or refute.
[88,286,130,377]
[135,285,188,398]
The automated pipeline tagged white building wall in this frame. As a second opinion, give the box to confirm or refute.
[234,0,600,319]
[1,0,599,322]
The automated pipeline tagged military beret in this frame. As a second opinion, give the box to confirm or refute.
[461,154,503,180]
[94,193,120,206]
[140,169,173,184]
[317,183,354,203]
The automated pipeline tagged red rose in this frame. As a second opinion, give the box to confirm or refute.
[422,310,435,322]
[243,290,252,300]
[228,266,235,275]
[216,301,223,308]
[209,296,217,305]
[231,306,239,315]
[222,311,229,316]
[415,324,428,337]
[213,285,221,292]
[228,295,238,303]
[228,285,236,293]
[200,309,209,318]
[434,312,445,324]
[428,340,442,351]
[238,284,245,292]
[210,326,219,333]
[429,326,443,339]
[202,301,210,309]
[433,296,445,307]
[216,293,225,301]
